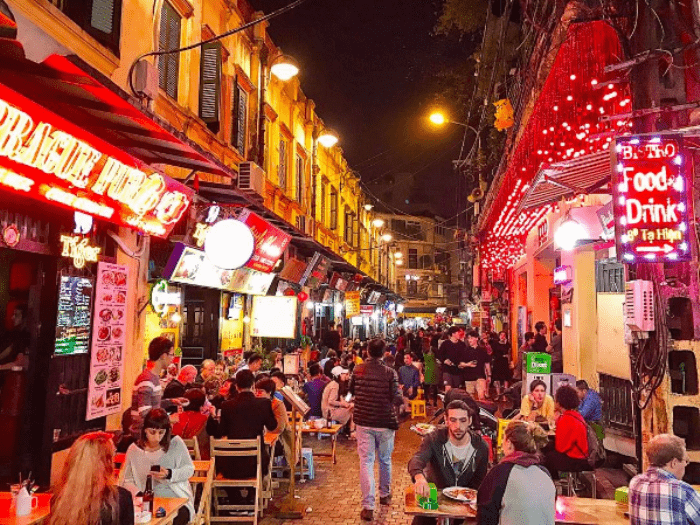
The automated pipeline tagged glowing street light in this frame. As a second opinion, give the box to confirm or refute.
[270,55,300,81]
[381,233,393,242]
[394,251,403,258]
[554,217,587,251]
[318,129,339,148]
[372,218,385,228]
[429,112,447,125]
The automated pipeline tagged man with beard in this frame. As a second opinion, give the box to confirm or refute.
[408,400,489,525]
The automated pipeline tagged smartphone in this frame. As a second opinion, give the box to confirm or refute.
[150,465,160,472]
[345,393,352,402]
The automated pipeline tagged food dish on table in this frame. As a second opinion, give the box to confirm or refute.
[442,487,477,503]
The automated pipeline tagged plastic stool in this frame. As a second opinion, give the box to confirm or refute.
[410,399,426,419]
[562,470,596,498]
[300,447,314,481]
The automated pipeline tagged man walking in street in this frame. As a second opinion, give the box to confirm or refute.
[440,326,467,393]
[349,338,403,521]
[629,434,700,524]
[398,353,421,414]
[463,331,490,401]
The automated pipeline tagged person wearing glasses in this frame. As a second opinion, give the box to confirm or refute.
[629,434,700,525]
[122,408,195,525]
[129,337,186,437]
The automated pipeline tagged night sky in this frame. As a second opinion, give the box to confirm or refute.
[252,0,477,217]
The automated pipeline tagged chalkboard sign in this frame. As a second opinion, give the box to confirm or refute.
[55,275,94,355]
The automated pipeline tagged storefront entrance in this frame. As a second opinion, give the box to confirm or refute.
[181,285,221,364]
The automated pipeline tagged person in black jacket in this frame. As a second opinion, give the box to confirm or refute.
[408,400,490,525]
[349,338,404,522]
[207,369,277,483]
[476,420,555,525]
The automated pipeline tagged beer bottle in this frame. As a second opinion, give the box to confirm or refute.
[143,475,154,514]
[326,410,332,428]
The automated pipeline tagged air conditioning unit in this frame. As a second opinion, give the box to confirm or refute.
[624,280,655,332]
[237,162,265,196]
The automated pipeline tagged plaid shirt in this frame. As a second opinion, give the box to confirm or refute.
[629,467,700,525]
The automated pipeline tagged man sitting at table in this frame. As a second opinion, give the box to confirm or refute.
[576,380,602,423]
[629,434,700,525]
[408,400,490,525]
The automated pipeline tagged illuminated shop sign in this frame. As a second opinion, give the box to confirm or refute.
[60,234,101,268]
[150,279,182,316]
[0,84,193,237]
[553,265,572,285]
[613,134,692,262]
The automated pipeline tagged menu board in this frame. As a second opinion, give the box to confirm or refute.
[86,262,129,421]
[55,275,94,355]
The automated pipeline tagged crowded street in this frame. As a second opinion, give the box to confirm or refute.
[2,0,700,523]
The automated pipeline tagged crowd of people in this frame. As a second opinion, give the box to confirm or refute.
[42,321,696,525]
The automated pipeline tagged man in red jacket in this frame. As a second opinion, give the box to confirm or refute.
[544,385,589,478]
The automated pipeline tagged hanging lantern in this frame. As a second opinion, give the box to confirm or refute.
[297,291,309,302]
[493,99,514,131]
[283,288,296,297]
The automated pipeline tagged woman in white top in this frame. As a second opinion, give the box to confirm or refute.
[321,366,355,435]
[122,408,195,524]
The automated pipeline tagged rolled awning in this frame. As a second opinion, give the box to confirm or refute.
[518,150,612,212]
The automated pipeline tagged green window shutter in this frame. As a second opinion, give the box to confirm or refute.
[158,2,180,99]
[199,42,222,128]
[231,83,247,153]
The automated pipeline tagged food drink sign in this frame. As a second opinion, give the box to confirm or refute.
[87,262,129,420]
[613,135,692,262]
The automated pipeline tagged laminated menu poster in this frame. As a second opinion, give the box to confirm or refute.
[55,275,94,355]
[86,262,129,421]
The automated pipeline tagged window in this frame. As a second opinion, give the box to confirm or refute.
[278,140,287,190]
[330,189,338,230]
[295,154,304,204]
[158,1,181,99]
[231,82,247,153]
[51,0,122,54]
[199,42,222,133]
[408,248,418,269]
[319,181,327,226]
[435,223,446,237]
[407,279,418,296]
[344,209,355,245]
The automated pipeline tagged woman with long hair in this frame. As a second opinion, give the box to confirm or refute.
[48,432,133,525]
[122,408,195,525]
[477,420,555,524]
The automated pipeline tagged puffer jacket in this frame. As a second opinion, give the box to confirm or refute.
[349,356,403,430]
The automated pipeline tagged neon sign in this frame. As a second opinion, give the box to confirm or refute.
[0,84,193,237]
[613,135,692,262]
[553,265,572,285]
[60,234,101,268]
[150,279,182,316]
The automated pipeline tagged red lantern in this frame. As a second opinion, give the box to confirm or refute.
[354,274,364,283]
[283,288,296,297]
[297,291,308,302]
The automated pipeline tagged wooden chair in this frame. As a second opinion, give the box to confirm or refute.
[183,436,202,460]
[192,459,214,525]
[210,438,263,524]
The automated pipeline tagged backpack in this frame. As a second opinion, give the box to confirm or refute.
[564,412,606,469]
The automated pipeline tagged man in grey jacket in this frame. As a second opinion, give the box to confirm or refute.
[408,400,490,525]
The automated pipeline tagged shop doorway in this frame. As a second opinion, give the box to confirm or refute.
[181,285,221,364]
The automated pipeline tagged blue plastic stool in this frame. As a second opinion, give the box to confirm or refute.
[300,447,314,481]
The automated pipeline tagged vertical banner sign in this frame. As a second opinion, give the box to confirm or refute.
[345,291,361,317]
[86,262,129,420]
[613,135,692,262]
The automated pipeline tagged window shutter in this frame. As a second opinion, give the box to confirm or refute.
[278,140,287,189]
[199,42,222,127]
[158,2,180,99]
[90,0,116,34]
[231,83,247,152]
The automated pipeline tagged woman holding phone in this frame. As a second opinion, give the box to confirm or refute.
[121,408,195,525]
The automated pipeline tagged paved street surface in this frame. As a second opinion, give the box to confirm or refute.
[261,418,422,524]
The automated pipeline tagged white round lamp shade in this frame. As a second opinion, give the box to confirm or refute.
[554,219,587,251]
[204,219,255,270]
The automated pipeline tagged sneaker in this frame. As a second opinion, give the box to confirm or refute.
[360,508,373,521]
[380,494,392,505]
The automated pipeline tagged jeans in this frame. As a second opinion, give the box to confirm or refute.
[356,425,395,510]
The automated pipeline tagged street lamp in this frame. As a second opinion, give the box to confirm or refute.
[372,218,385,228]
[429,111,479,135]
[270,54,300,81]
[381,233,393,242]
[317,129,339,148]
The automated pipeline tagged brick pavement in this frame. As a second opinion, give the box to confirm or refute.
[260,417,423,524]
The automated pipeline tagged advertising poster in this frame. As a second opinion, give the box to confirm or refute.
[238,209,292,272]
[55,275,93,355]
[86,262,129,421]
[346,291,361,317]
[251,296,297,338]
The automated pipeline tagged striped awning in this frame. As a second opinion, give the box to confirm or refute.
[518,150,612,212]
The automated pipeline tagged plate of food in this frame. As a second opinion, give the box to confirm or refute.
[411,423,436,436]
[442,487,477,504]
